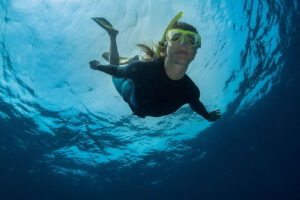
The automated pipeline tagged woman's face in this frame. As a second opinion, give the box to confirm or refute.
[165,36,197,66]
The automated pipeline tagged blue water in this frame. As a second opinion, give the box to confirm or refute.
[0,0,299,199]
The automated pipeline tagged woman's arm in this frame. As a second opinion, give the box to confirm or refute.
[189,99,221,121]
[89,60,138,79]
[189,99,210,120]
[187,84,221,121]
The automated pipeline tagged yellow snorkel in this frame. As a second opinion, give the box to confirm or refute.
[153,12,184,61]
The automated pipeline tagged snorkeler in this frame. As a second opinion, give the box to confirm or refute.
[89,12,221,121]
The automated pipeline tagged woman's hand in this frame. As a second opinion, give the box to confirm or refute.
[207,109,221,122]
[89,60,100,70]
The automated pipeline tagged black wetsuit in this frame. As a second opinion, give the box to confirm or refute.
[95,60,210,119]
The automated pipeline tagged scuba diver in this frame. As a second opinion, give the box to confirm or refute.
[89,12,221,121]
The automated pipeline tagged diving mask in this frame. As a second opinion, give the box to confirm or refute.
[166,29,201,48]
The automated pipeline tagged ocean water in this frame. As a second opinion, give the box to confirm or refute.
[0,0,299,199]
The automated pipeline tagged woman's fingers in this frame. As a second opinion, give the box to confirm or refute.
[212,109,221,120]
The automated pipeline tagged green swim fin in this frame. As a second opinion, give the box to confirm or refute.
[92,17,118,35]
[102,52,139,65]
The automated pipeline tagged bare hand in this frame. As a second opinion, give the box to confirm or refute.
[208,109,221,122]
[89,60,100,70]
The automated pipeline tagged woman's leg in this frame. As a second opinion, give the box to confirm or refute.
[92,17,120,65]
[93,18,137,112]
[103,23,129,100]
[98,19,132,103]
[108,32,120,65]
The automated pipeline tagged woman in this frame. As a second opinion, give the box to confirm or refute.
[89,16,220,121]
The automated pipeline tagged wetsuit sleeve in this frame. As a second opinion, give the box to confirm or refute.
[93,61,139,79]
[188,87,210,120]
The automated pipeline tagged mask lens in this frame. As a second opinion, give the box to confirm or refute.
[186,34,196,45]
[168,31,182,42]
[187,33,200,47]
